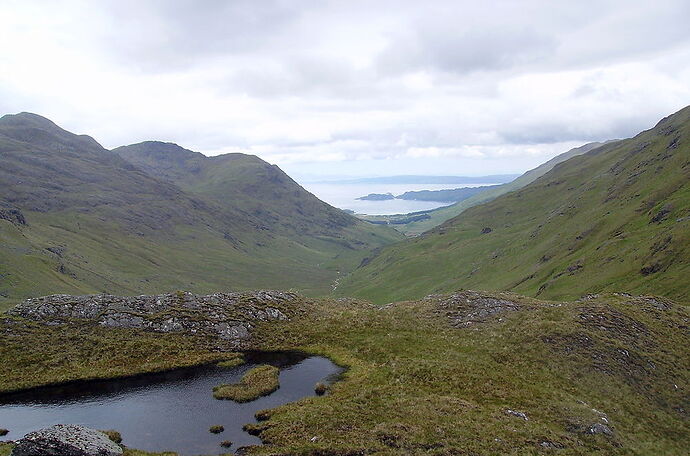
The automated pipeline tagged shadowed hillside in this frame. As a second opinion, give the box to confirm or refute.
[339,106,690,303]
[0,113,402,307]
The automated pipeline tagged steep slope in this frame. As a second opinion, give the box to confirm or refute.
[339,106,690,303]
[0,113,401,307]
[365,141,607,235]
[113,141,375,240]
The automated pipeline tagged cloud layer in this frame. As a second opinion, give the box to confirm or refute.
[1,0,688,177]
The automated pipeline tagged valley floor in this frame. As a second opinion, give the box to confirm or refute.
[0,291,688,455]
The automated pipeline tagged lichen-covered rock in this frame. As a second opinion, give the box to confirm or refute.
[11,424,122,456]
[9,291,294,346]
[426,291,521,327]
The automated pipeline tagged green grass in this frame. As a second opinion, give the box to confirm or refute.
[0,292,687,454]
[339,107,690,304]
[217,355,245,368]
[212,365,280,402]
[358,142,606,235]
[244,293,689,455]
[0,318,242,393]
[100,430,123,444]
[0,114,403,307]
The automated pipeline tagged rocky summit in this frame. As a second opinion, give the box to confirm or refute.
[9,291,295,346]
[10,425,122,456]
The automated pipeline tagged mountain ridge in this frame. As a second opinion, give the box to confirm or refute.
[0,112,402,306]
[339,106,690,303]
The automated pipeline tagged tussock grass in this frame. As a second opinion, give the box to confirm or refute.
[99,430,122,444]
[213,365,279,402]
[243,294,689,455]
[209,425,224,434]
[0,318,242,393]
[1,292,687,455]
[314,382,328,396]
[217,356,245,368]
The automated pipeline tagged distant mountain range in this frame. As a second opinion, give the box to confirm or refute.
[0,113,402,306]
[339,106,690,303]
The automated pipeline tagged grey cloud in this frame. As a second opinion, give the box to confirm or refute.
[96,0,308,71]
[377,25,556,75]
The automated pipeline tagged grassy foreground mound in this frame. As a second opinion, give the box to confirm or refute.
[1,291,687,455]
[213,365,280,402]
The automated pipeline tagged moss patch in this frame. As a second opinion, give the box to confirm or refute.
[213,365,280,402]
[217,356,245,369]
[99,430,122,444]
[209,425,224,434]
[0,317,242,394]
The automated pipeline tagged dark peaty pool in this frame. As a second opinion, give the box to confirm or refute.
[0,352,343,455]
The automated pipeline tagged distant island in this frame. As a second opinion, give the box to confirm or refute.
[357,192,395,201]
[321,174,519,185]
[357,185,501,203]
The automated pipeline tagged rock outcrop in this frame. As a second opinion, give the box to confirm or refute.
[0,208,26,226]
[426,291,522,327]
[9,291,295,346]
[10,424,122,456]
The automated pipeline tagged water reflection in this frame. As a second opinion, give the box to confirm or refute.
[0,352,343,455]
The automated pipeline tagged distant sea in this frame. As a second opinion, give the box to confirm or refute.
[301,182,500,215]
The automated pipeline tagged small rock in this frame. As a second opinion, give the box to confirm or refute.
[588,423,613,435]
[481,227,493,234]
[505,409,528,420]
[11,424,122,456]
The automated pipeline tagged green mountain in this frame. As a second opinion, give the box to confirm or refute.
[0,113,402,308]
[361,141,607,235]
[113,141,363,240]
[339,106,690,303]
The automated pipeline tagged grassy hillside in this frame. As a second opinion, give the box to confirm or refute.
[0,113,402,308]
[361,142,607,235]
[114,141,376,240]
[339,107,690,304]
[2,291,687,454]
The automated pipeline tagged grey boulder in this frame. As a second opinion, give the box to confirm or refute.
[11,425,122,456]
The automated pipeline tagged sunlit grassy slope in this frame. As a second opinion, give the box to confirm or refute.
[0,113,402,308]
[360,142,607,235]
[339,106,690,304]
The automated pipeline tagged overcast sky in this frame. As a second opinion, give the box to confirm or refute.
[1,0,688,179]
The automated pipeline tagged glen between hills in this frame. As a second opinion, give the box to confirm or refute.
[339,106,690,304]
[0,113,402,308]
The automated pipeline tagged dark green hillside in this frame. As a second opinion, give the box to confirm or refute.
[339,107,690,303]
[114,142,361,238]
[0,113,402,308]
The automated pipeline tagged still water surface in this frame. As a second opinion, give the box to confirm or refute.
[302,182,499,215]
[0,353,343,455]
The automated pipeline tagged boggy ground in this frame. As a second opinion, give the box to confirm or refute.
[0,291,688,455]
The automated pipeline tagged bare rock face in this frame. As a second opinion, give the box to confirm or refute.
[9,291,295,346]
[11,424,122,456]
[426,291,522,327]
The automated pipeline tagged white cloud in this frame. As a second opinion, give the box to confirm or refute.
[0,0,688,178]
